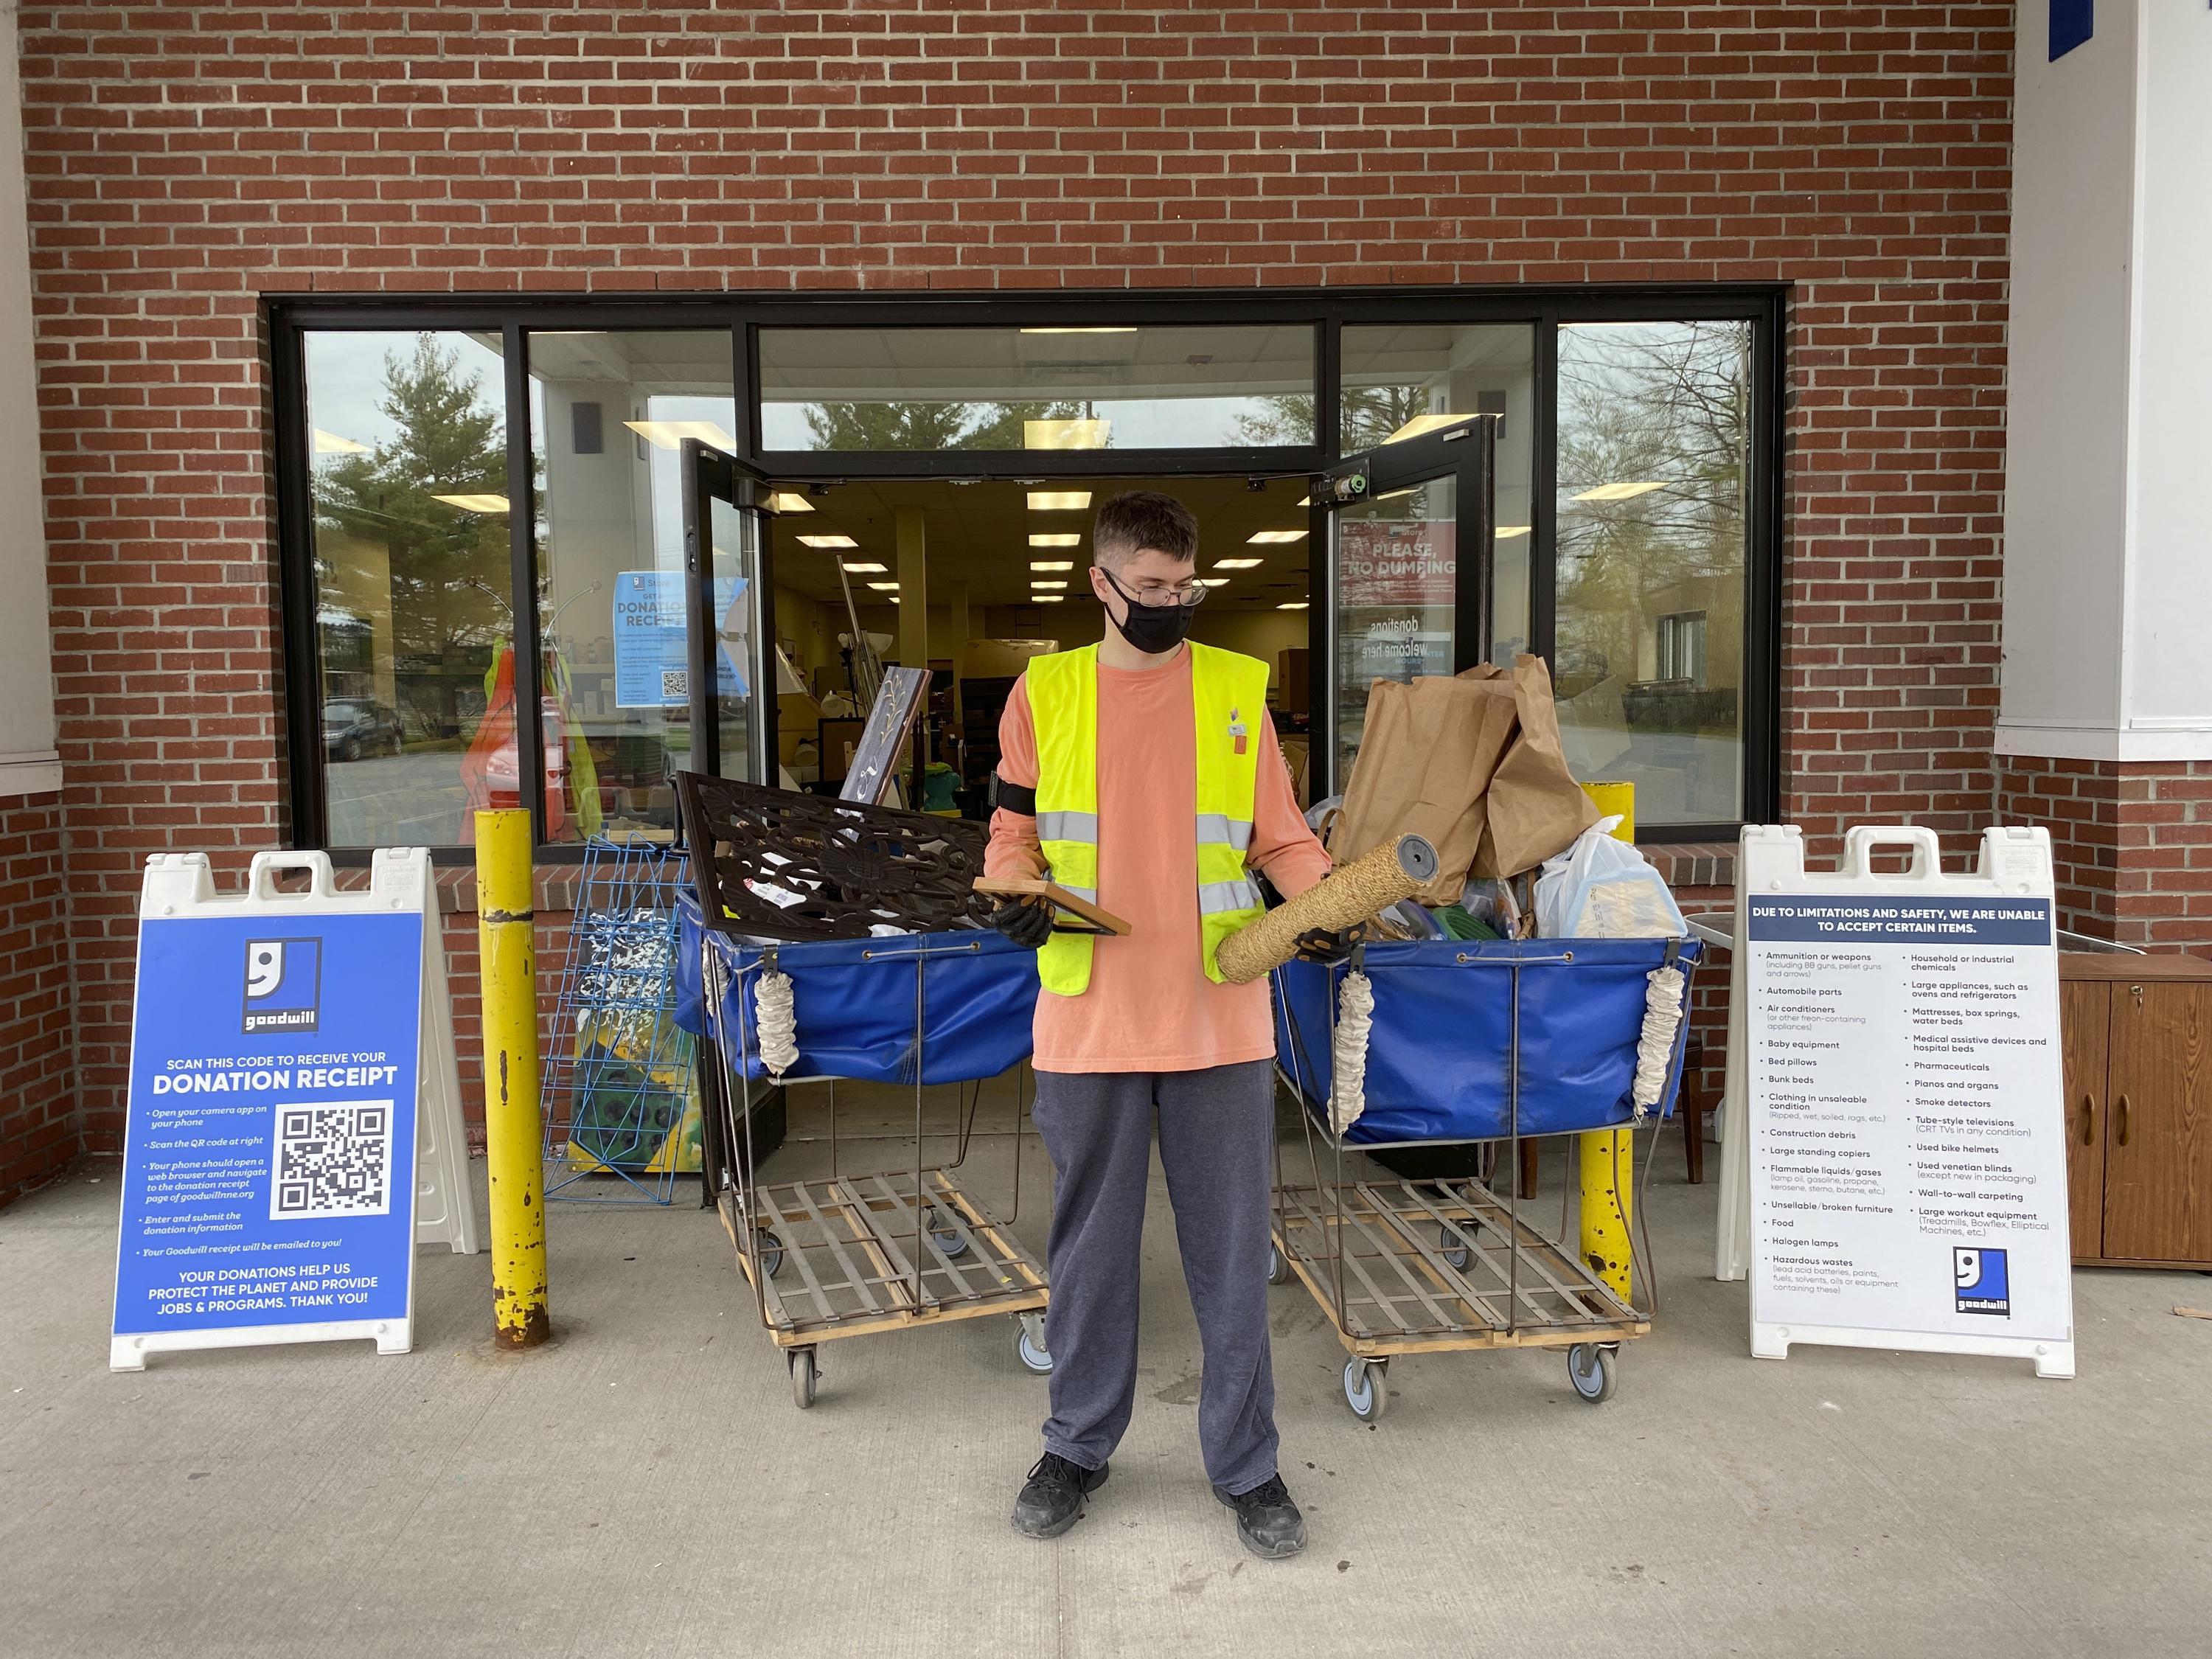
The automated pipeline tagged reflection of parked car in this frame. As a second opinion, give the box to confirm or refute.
[323,698,404,762]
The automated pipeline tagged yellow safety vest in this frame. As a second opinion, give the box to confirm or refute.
[1027,641,1270,997]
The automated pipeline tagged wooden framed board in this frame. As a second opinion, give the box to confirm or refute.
[973,877,1133,937]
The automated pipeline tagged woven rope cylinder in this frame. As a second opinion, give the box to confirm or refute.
[1215,834,1438,985]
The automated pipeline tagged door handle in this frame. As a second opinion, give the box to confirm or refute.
[2116,1093,2132,1147]
[2081,1093,2096,1147]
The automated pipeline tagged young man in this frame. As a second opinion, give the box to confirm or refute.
[982,490,1333,1560]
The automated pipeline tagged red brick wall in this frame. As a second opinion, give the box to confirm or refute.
[16,3,2019,1153]
[1997,757,2212,952]
[0,794,74,1206]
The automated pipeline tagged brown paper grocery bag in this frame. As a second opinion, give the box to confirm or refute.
[1328,672,1518,903]
[1472,653,1599,878]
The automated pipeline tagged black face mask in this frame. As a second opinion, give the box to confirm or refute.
[1100,568,1196,656]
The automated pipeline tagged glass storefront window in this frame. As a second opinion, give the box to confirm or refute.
[1339,324,1535,665]
[305,330,515,848]
[527,330,737,840]
[1553,319,1752,826]
[1329,475,1458,786]
[758,324,1315,451]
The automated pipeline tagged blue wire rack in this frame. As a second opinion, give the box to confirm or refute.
[540,836,699,1206]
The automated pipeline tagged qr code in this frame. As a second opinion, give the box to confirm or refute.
[269,1101,394,1220]
[660,669,688,700]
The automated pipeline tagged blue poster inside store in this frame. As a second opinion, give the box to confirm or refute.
[612,570,747,709]
[111,911,425,1338]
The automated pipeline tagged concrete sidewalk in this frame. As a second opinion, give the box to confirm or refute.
[4,1081,2208,1658]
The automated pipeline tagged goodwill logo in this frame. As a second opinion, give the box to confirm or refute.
[242,938,321,1034]
[1953,1246,2010,1317]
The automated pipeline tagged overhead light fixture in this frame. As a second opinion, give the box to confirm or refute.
[432,493,509,513]
[1024,418,1110,451]
[866,581,900,591]
[1196,577,1231,588]
[1296,495,1311,507]
[797,534,858,549]
[1496,524,1532,539]
[1573,481,1666,501]
[842,561,888,574]
[624,419,738,451]
[764,492,814,513]
[312,428,370,455]
[1034,594,1065,604]
[1031,580,1068,591]
[1028,490,1092,512]
[1247,530,1307,545]
[1214,558,1262,570]
[1277,602,1310,611]
[1029,532,1082,548]
[1030,560,1074,572]
[1019,326,1138,335]
[1385,412,1467,444]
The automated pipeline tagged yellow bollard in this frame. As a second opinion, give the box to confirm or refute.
[1577,789,1637,1300]
[476,808,549,1348]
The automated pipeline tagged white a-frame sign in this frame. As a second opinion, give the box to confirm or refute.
[111,849,477,1371]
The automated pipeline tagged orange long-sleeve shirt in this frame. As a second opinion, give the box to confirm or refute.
[984,650,1333,1074]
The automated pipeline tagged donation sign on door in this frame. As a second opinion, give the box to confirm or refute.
[1740,824,2076,1378]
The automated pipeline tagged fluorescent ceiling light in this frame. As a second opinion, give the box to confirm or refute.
[1028,490,1092,511]
[1024,418,1110,451]
[1247,530,1307,544]
[1278,602,1310,611]
[1029,532,1082,548]
[1030,560,1074,572]
[1034,594,1065,604]
[842,561,888,573]
[1031,581,1068,591]
[432,493,509,513]
[1376,487,1417,503]
[624,418,737,451]
[1214,558,1262,569]
[1385,412,1467,444]
[764,492,814,514]
[1196,577,1231,588]
[313,428,370,455]
[1296,495,1311,507]
[866,581,900,591]
[797,534,857,549]
[1496,524,1531,539]
[1573,481,1666,501]
[1020,326,1138,335]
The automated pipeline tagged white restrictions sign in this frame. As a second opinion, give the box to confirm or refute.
[1741,824,2076,1379]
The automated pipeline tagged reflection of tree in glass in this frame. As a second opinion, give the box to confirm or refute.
[1230,386,1405,450]
[314,339,514,739]
[1553,323,1748,700]
[802,398,1085,451]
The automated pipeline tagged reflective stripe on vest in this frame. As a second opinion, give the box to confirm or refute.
[1028,641,1270,995]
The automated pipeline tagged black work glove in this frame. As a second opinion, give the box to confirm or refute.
[987,893,1055,950]
[1293,919,1373,964]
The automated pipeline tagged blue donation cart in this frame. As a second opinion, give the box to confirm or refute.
[1269,935,1702,1422]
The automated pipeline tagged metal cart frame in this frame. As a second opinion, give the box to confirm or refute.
[1270,943,1692,1422]
[698,933,1051,1409]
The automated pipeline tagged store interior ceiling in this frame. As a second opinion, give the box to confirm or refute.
[761,473,1313,616]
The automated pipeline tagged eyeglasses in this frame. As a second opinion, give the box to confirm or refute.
[1099,567,1209,610]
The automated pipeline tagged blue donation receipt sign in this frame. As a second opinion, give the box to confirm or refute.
[113,909,426,1349]
[613,569,746,709]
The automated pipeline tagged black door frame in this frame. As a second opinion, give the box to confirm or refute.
[678,439,776,787]
[1310,415,1498,802]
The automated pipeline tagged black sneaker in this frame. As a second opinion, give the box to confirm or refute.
[1216,1473,1307,1559]
[1011,1452,1109,1539]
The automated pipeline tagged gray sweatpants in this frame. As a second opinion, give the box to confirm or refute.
[1031,1059,1279,1497]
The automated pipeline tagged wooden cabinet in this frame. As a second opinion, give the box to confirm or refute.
[2060,953,2212,1269]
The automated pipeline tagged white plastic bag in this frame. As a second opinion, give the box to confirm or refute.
[1533,816,1686,939]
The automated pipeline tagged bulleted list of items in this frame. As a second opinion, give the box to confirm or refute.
[1745,894,2072,1343]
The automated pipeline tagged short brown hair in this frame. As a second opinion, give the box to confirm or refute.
[1091,490,1197,569]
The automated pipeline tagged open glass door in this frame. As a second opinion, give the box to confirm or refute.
[678,439,775,785]
[1315,415,1496,799]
